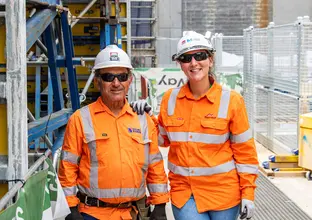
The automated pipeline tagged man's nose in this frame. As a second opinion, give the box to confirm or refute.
[111,77,120,86]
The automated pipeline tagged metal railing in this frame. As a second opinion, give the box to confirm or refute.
[212,34,244,94]
[243,16,312,154]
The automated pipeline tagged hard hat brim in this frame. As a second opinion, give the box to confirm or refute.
[173,46,214,61]
[93,63,133,70]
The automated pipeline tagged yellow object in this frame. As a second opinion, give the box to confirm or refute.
[269,162,298,169]
[299,113,312,170]
[0,184,8,199]
[0,104,7,155]
[273,168,304,171]
[0,24,6,73]
[272,155,298,163]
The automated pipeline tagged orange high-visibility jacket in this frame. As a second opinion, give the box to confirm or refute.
[58,98,169,210]
[157,81,258,212]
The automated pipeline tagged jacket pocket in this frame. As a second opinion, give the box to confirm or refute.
[83,135,110,166]
[131,135,151,145]
[201,118,228,130]
[163,117,185,127]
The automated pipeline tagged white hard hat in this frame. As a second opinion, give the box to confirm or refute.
[93,44,133,70]
[172,31,215,61]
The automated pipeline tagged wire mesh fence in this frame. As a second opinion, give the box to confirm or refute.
[213,34,244,94]
[243,16,312,154]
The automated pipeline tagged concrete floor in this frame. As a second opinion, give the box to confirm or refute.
[159,142,312,220]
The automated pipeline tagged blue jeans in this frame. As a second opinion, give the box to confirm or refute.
[172,195,240,220]
[81,212,98,220]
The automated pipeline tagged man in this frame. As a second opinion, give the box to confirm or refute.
[58,44,169,220]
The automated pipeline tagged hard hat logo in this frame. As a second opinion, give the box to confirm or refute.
[93,44,133,70]
[109,52,120,61]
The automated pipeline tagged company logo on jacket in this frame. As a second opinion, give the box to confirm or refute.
[128,128,141,134]
[205,113,216,118]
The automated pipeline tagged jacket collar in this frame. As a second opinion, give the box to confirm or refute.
[177,78,221,103]
[93,97,135,116]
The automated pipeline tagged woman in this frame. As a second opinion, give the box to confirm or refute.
[132,31,258,220]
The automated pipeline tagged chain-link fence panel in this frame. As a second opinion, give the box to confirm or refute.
[213,34,244,94]
[243,17,312,154]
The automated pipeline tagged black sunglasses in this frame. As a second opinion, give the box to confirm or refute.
[177,52,209,63]
[98,72,130,82]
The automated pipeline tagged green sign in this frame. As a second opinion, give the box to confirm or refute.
[0,158,70,220]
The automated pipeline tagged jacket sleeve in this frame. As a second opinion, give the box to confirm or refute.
[229,93,259,201]
[58,112,83,207]
[146,115,170,205]
[156,91,171,147]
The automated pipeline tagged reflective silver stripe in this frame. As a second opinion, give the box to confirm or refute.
[61,150,80,165]
[149,152,163,164]
[167,87,181,116]
[78,185,146,199]
[167,131,229,144]
[88,141,99,190]
[138,114,149,172]
[158,125,167,135]
[158,134,165,145]
[80,106,98,190]
[80,106,96,142]
[138,114,149,196]
[63,186,77,196]
[147,183,168,193]
[168,160,236,176]
[231,128,252,144]
[218,87,231,119]
[236,164,258,174]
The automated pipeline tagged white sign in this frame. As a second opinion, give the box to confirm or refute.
[134,68,187,98]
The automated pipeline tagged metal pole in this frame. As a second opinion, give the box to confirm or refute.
[27,109,53,149]
[6,0,28,187]
[35,39,48,56]
[0,149,51,210]
[80,71,95,103]
[126,0,131,58]
[71,0,98,28]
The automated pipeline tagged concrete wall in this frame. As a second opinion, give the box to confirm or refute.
[182,0,272,36]
[273,0,312,24]
[156,0,182,67]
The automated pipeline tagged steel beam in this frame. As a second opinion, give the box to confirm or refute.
[26,9,57,52]
[44,24,64,111]
[26,0,58,5]
[6,0,28,185]
[27,57,84,67]
[70,0,98,28]
[61,11,80,111]
[0,82,5,98]
[126,0,131,57]
[28,109,72,143]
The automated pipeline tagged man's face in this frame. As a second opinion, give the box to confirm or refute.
[94,67,132,104]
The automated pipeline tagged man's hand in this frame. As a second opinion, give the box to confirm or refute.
[240,199,255,219]
[150,203,167,220]
[130,100,153,116]
[65,206,84,220]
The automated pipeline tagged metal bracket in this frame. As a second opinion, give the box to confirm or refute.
[0,82,5,98]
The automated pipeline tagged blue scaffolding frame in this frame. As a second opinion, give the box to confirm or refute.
[26,0,81,155]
